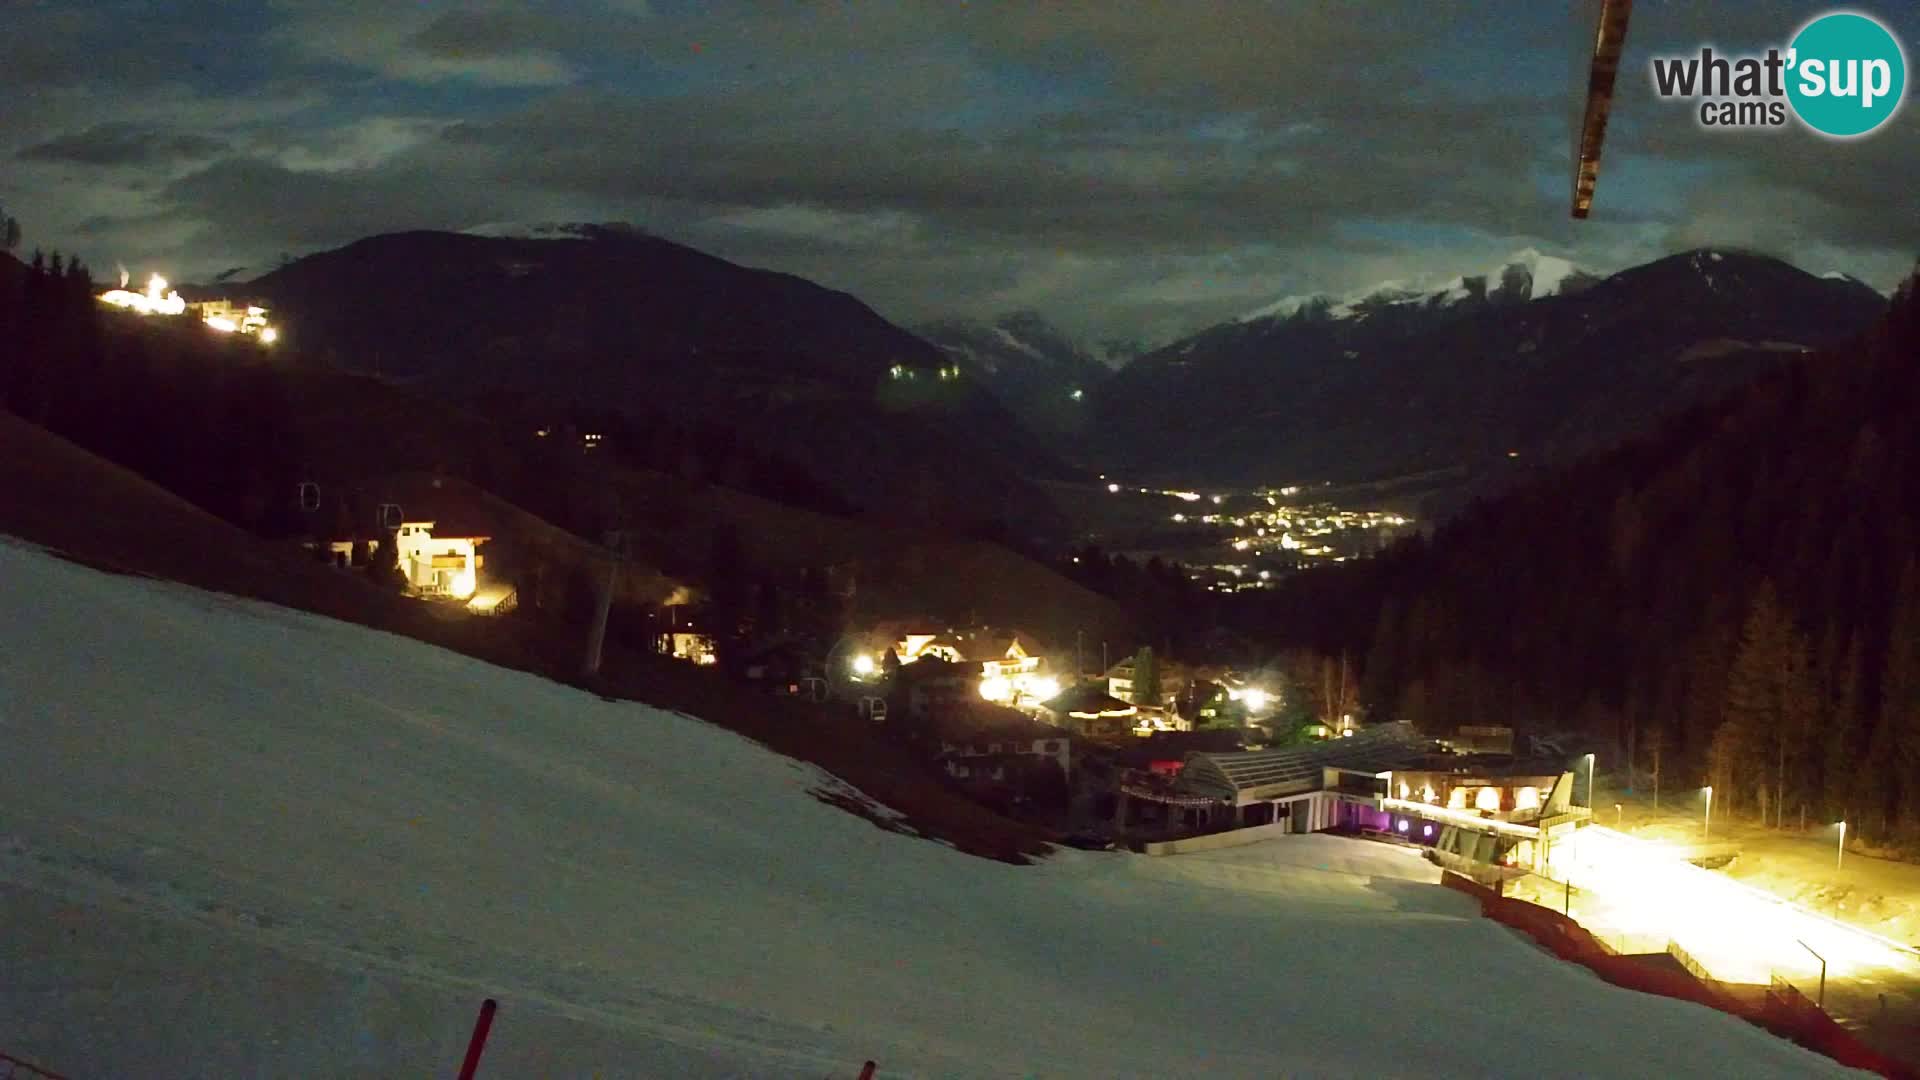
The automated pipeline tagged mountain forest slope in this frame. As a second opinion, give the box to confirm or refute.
[1093,250,1887,490]
[0,254,1131,653]
[1278,268,1920,848]
[243,227,1072,535]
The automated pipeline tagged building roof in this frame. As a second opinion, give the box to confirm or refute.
[955,628,1046,660]
[893,655,973,685]
[1177,723,1439,802]
[1040,682,1136,717]
[1175,679,1225,717]
[1101,728,1245,768]
[935,704,1064,744]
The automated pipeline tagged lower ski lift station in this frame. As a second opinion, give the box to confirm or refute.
[1116,722,1593,879]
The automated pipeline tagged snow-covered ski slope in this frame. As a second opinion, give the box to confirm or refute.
[0,540,1859,1077]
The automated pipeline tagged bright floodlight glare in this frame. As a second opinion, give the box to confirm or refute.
[1107,483,1121,493]
[851,654,875,676]
[1551,825,1916,983]
[1241,688,1269,711]
[260,327,278,344]
[979,676,1011,701]
[1028,676,1060,702]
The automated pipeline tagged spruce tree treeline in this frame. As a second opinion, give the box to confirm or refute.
[1279,268,1920,846]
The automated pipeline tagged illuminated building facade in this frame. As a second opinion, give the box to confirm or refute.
[98,271,279,342]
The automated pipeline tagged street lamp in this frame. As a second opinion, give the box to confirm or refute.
[1614,803,1622,827]
[1703,785,1713,839]
[1584,753,1596,809]
[825,634,880,701]
[1837,821,1847,870]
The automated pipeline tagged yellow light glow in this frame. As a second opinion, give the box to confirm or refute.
[1026,676,1060,702]
[451,568,477,599]
[1448,787,1468,810]
[259,327,278,344]
[1514,786,1541,811]
[1420,784,1438,804]
[1241,688,1269,711]
[1549,826,1920,983]
[99,272,186,316]
[1474,787,1502,812]
[205,316,239,333]
[1380,798,1540,838]
[851,654,876,676]
[979,676,1012,701]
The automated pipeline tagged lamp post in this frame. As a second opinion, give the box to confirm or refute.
[1703,785,1713,839]
[826,634,877,702]
[1614,803,1622,827]
[1837,821,1847,871]
[1585,753,1596,810]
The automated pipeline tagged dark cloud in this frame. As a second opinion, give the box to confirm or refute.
[19,124,229,167]
[4,1,1913,342]
[159,154,510,250]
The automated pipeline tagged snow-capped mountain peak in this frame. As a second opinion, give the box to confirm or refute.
[1236,249,1592,326]
[461,221,599,240]
[1500,247,1581,298]
[1237,294,1330,323]
[992,324,1046,361]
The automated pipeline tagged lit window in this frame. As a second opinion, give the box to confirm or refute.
[1474,787,1502,812]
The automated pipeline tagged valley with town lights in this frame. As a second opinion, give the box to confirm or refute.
[5,3,1920,1075]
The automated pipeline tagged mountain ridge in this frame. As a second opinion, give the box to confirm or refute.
[1091,247,1889,496]
[244,227,1074,536]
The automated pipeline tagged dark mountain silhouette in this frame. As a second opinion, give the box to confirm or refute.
[244,226,1071,536]
[917,310,1113,444]
[1265,268,1920,847]
[1092,249,1888,497]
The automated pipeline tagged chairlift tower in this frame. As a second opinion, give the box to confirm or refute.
[582,528,629,679]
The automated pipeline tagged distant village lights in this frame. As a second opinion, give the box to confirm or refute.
[97,269,279,343]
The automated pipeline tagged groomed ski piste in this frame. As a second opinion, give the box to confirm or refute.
[0,539,1863,1077]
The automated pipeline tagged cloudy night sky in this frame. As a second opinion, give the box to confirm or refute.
[4,0,1917,343]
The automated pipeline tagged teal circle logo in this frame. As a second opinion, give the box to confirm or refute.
[1786,12,1907,137]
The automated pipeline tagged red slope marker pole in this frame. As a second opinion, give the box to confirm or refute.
[456,998,498,1080]
[858,1062,877,1080]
